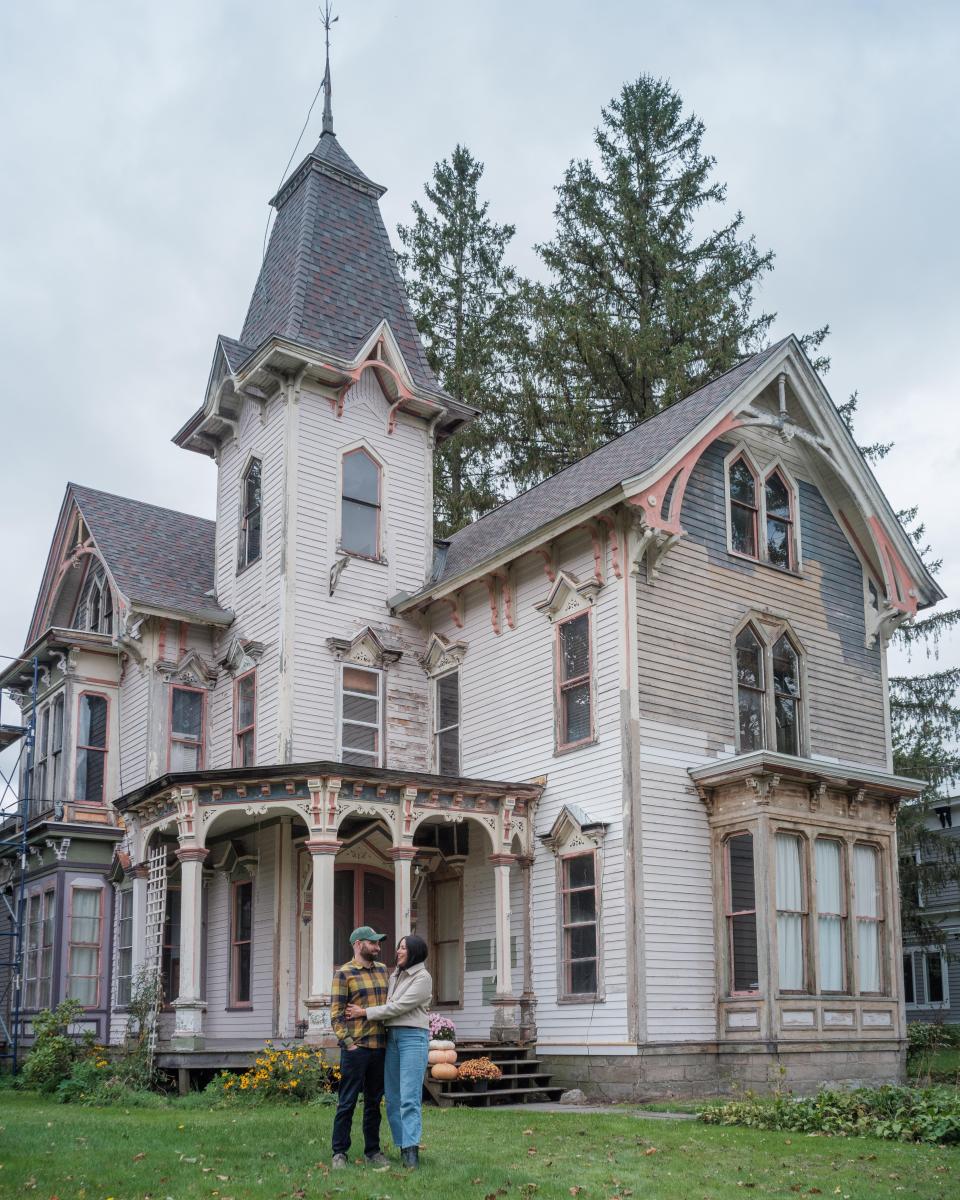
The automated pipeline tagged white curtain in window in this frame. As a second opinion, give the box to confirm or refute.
[815,840,844,991]
[775,835,804,990]
[68,890,101,1006]
[854,845,881,992]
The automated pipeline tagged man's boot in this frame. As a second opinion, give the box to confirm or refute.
[401,1146,419,1169]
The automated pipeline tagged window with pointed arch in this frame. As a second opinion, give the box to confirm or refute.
[74,564,114,635]
[765,468,795,569]
[239,459,262,568]
[726,451,799,571]
[728,455,760,558]
[341,448,381,558]
[734,622,805,757]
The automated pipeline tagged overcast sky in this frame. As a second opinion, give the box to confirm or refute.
[1,0,958,771]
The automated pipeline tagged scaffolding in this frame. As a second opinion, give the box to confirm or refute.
[0,657,38,1072]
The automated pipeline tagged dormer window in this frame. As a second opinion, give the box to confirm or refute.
[74,566,113,635]
[240,459,262,568]
[725,450,799,571]
[341,448,381,558]
[734,620,805,757]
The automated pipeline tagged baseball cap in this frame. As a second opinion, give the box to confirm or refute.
[350,925,387,943]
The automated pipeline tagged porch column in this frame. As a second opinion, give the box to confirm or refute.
[489,852,521,1042]
[305,838,340,1044]
[172,847,207,1048]
[516,854,537,1041]
[389,846,417,945]
[130,862,149,977]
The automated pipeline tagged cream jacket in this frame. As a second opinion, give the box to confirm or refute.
[365,962,432,1029]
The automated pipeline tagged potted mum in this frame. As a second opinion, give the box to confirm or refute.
[427,1013,459,1081]
[428,1013,456,1042]
[457,1055,502,1094]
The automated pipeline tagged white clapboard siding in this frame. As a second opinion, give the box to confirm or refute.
[118,661,150,792]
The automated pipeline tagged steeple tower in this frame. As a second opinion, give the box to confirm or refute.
[321,1,336,136]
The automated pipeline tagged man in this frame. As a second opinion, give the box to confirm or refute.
[329,926,390,1170]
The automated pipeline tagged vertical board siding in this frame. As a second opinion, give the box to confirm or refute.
[637,430,888,1042]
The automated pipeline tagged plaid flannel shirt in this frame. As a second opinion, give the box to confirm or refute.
[330,958,390,1049]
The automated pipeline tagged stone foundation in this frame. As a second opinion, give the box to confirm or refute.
[537,1041,906,1101]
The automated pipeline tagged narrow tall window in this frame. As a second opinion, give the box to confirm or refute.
[765,470,794,569]
[50,695,64,802]
[161,887,181,1004]
[853,844,882,993]
[24,894,41,1008]
[35,707,49,811]
[75,566,113,634]
[431,877,462,1005]
[729,457,759,557]
[725,833,758,994]
[39,889,54,1009]
[435,671,460,775]
[561,853,599,996]
[902,952,916,1005]
[772,634,801,755]
[557,612,592,750]
[340,666,383,767]
[240,459,262,567]
[775,833,806,991]
[76,694,108,803]
[170,686,205,771]
[234,671,256,767]
[67,888,102,1006]
[815,839,846,992]
[116,889,134,1006]
[924,952,946,1006]
[735,626,765,751]
[341,449,381,558]
[232,881,253,1006]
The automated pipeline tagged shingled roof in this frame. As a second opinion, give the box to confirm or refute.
[239,130,440,395]
[71,485,231,625]
[435,339,790,585]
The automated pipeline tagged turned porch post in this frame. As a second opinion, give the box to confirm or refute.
[516,853,537,1040]
[172,846,207,1047]
[129,862,149,977]
[489,851,521,1041]
[305,838,340,1043]
[389,846,417,945]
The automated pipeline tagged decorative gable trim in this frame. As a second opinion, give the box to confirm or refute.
[326,626,403,667]
[540,804,608,855]
[157,647,218,689]
[535,571,601,623]
[418,632,468,677]
[221,637,265,677]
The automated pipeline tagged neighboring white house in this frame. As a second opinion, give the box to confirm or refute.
[903,796,959,1025]
[0,104,943,1097]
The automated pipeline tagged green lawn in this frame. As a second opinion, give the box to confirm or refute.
[908,1048,960,1083]
[0,1091,956,1200]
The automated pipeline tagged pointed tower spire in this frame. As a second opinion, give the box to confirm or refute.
[321,2,337,135]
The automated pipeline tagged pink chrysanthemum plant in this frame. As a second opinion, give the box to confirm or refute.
[428,1012,457,1042]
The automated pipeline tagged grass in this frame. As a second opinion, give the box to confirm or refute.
[908,1048,960,1084]
[0,1092,957,1200]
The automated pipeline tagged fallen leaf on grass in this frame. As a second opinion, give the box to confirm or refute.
[217,1175,229,1182]
[132,1153,146,1163]
[523,1129,534,1136]
[569,1189,583,1197]
[643,1148,658,1157]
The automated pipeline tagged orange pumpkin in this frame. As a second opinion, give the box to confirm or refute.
[440,1048,457,1064]
[430,1062,458,1081]
[427,1049,447,1065]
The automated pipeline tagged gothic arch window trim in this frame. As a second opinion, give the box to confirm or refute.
[338,441,385,562]
[731,613,808,758]
[238,455,263,571]
[72,559,115,636]
[723,444,803,573]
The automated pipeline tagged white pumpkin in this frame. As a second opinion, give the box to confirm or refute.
[429,1039,456,1051]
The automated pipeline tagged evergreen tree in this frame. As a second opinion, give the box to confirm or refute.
[511,75,775,485]
[397,145,523,535]
[838,394,960,948]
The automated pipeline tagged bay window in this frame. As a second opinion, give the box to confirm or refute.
[815,839,846,991]
[725,832,759,994]
[67,888,102,1007]
[76,693,108,803]
[775,833,806,991]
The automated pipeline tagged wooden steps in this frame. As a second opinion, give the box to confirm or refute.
[424,1042,564,1108]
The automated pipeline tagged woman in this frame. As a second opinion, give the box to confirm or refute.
[345,934,432,1169]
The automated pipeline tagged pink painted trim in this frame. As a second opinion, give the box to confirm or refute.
[490,571,515,629]
[867,516,918,615]
[534,547,556,582]
[485,576,502,636]
[578,523,604,584]
[73,690,110,805]
[596,514,622,579]
[441,595,464,629]
[166,684,207,772]
[627,411,743,533]
[333,357,416,426]
[158,618,167,662]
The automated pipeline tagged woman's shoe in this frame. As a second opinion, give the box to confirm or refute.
[401,1146,420,1169]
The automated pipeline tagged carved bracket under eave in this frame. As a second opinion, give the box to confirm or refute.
[866,602,912,649]
[633,524,683,582]
[746,772,781,805]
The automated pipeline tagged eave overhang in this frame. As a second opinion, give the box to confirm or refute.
[0,627,116,693]
[114,759,544,816]
[688,750,926,802]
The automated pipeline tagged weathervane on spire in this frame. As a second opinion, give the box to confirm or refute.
[321,1,338,135]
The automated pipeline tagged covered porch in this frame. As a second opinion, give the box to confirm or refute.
[115,763,541,1052]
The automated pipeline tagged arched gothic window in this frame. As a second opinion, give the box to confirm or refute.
[735,625,766,751]
[729,456,759,558]
[341,448,381,558]
[765,469,795,570]
[74,566,114,636]
[239,459,262,568]
[772,633,802,755]
[734,622,805,757]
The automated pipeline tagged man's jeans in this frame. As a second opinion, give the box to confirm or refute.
[331,1046,385,1157]
[384,1026,429,1150]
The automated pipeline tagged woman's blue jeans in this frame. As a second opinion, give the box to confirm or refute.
[383,1026,429,1150]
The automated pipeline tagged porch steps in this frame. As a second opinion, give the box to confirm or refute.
[425,1042,565,1108]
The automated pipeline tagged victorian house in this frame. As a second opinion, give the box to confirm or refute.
[0,95,942,1097]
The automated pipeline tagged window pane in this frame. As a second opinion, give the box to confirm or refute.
[76,748,105,803]
[562,682,591,744]
[853,846,879,918]
[235,944,252,1002]
[765,472,790,518]
[730,460,756,505]
[775,697,798,754]
[738,688,764,751]
[52,697,64,749]
[566,887,596,923]
[438,728,460,775]
[170,740,201,772]
[245,510,261,563]
[927,955,945,1004]
[342,747,379,766]
[775,835,803,910]
[341,498,378,556]
[244,460,261,511]
[68,972,98,1007]
[343,667,379,694]
[773,637,799,696]
[236,884,252,941]
[343,723,378,753]
[343,693,379,724]
[238,729,255,766]
[79,695,107,749]
[728,834,755,912]
[902,954,915,1005]
[172,689,203,738]
[736,629,762,685]
[560,615,589,681]
[731,912,759,992]
[569,923,597,960]
[437,672,459,729]
[565,855,595,890]
[819,915,844,990]
[731,503,756,556]
[570,959,598,994]
[767,517,791,568]
[778,914,804,989]
[237,676,255,728]
[816,840,843,913]
[857,921,880,991]
[343,450,379,503]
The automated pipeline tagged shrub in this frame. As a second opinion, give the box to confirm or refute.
[699,1084,960,1144]
[20,1000,91,1093]
[907,1022,960,1054]
[205,1043,340,1104]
